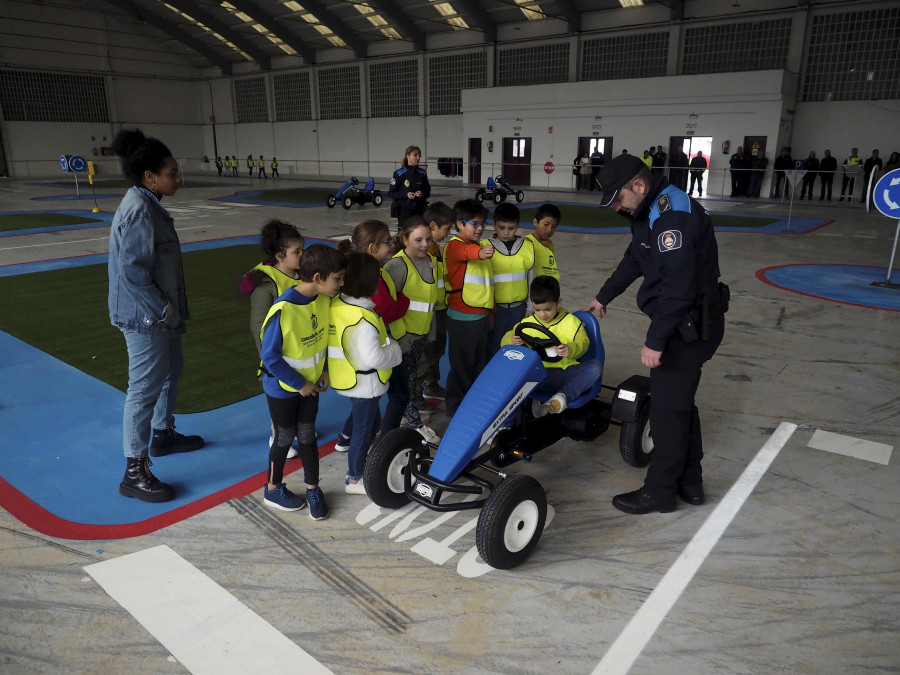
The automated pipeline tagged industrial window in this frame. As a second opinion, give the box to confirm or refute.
[273,72,312,121]
[582,32,669,81]
[803,7,900,102]
[369,59,418,118]
[498,42,569,87]
[317,65,361,120]
[683,18,792,75]
[233,76,269,123]
[0,69,108,122]
[428,51,486,115]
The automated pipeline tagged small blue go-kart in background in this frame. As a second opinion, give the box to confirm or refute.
[476,175,525,205]
[363,312,652,570]
[326,177,383,209]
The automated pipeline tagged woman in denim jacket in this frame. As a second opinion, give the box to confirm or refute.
[108,128,204,503]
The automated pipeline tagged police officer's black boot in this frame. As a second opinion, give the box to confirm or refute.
[119,457,175,503]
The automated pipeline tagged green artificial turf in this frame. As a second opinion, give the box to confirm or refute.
[0,245,267,413]
[245,188,339,204]
[0,213,103,233]
[515,204,778,229]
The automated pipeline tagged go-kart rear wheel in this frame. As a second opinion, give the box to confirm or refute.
[619,401,653,467]
[326,194,336,208]
[515,191,525,203]
[475,190,485,203]
[342,195,354,209]
[476,474,547,570]
[363,427,425,509]
[492,192,504,205]
[373,192,383,206]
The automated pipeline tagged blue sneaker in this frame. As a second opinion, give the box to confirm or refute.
[263,483,306,512]
[306,486,329,520]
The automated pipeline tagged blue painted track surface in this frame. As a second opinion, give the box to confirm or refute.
[759,264,900,311]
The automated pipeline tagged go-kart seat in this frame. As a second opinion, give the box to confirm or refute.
[528,310,605,410]
[487,176,497,190]
[362,177,375,192]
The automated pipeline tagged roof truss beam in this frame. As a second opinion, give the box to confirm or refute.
[225,0,316,64]
[103,0,234,74]
[364,0,426,51]
[163,0,272,70]
[292,0,368,59]
[452,0,497,43]
[545,0,581,33]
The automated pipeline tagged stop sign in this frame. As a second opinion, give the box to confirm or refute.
[544,161,554,174]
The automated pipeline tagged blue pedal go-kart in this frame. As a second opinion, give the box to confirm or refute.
[363,312,653,570]
[475,175,525,205]
[326,177,383,209]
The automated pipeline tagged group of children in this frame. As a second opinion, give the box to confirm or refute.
[214,155,280,179]
[239,198,600,520]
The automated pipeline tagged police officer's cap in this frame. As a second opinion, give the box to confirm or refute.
[597,154,647,207]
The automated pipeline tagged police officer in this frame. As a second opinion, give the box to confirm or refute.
[586,154,728,515]
[388,145,431,226]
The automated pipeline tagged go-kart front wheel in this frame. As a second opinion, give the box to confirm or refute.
[515,191,525,203]
[476,474,547,570]
[342,195,354,209]
[619,401,653,467]
[363,427,425,509]
[326,194,336,208]
[373,192,383,206]
[475,190,485,203]
[492,192,505,205]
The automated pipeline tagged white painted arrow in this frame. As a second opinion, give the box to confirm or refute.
[884,189,899,210]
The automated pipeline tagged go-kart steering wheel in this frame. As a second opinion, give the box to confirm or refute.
[514,323,564,363]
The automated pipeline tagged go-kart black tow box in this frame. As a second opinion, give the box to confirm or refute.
[610,375,650,423]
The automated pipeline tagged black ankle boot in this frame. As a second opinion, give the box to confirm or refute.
[150,428,205,457]
[119,457,175,503]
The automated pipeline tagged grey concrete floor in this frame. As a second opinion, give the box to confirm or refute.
[0,174,898,674]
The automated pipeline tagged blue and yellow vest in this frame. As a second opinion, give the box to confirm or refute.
[260,294,330,392]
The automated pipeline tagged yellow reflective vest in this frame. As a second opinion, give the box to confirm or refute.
[526,234,560,280]
[327,296,392,390]
[392,250,437,336]
[482,235,535,304]
[260,293,330,392]
[380,268,407,340]
[446,235,494,310]
[503,308,587,370]
[252,263,297,298]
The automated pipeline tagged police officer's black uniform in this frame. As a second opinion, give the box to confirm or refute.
[596,165,727,512]
[388,165,431,226]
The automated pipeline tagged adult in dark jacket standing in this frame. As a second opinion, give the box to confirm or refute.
[861,150,882,205]
[771,147,793,199]
[799,150,820,200]
[818,149,837,201]
[389,145,431,226]
[587,154,727,515]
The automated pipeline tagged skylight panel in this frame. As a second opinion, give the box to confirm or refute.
[429,1,470,30]
[280,1,346,47]
[352,2,403,40]
[162,2,252,60]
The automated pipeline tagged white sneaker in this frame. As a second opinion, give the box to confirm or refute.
[345,478,366,495]
[335,434,350,453]
[545,393,568,414]
[416,425,441,445]
[286,445,299,459]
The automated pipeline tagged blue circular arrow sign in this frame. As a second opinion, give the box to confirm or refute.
[69,155,88,173]
[59,155,69,173]
[873,169,900,219]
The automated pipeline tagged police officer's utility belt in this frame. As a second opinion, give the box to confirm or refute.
[678,282,730,343]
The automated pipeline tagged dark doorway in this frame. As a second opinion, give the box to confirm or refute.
[577,136,613,189]
[468,138,481,185]
[502,137,531,187]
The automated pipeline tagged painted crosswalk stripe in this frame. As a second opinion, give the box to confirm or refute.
[85,544,333,674]
[808,429,892,465]
[593,422,798,675]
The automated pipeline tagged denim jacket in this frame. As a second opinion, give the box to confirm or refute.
[108,186,189,335]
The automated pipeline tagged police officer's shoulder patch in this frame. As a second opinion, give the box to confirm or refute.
[657,194,671,213]
[657,229,682,252]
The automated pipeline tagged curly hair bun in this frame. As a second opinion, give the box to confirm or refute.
[112,128,146,159]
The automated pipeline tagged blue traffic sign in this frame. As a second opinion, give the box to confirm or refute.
[59,155,69,173]
[69,155,88,173]
[872,168,900,218]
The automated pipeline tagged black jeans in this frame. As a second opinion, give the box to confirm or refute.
[446,314,489,416]
[266,393,319,486]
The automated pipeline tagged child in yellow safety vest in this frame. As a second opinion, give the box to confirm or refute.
[382,216,441,445]
[525,203,561,280]
[259,245,346,519]
[328,253,402,494]
[502,276,602,415]
[483,201,536,358]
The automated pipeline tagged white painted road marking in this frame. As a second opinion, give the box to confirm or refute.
[85,544,333,674]
[593,422,798,675]
[808,429,892,465]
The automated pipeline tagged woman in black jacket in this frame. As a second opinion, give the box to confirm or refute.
[388,145,431,226]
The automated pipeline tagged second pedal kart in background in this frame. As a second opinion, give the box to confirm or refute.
[326,176,384,209]
[475,175,526,205]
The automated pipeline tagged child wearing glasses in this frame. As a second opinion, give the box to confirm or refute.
[443,199,495,416]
